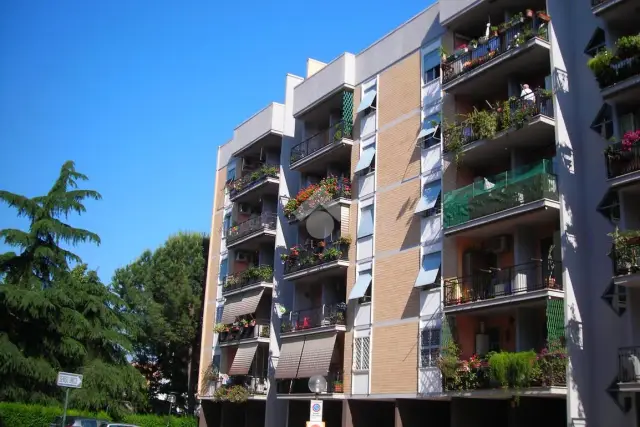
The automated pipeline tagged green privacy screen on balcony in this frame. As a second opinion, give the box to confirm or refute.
[443,159,559,229]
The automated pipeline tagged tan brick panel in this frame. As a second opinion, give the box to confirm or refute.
[374,179,421,253]
[215,167,227,211]
[343,330,353,394]
[377,115,421,188]
[373,247,421,322]
[371,322,418,394]
[378,52,420,128]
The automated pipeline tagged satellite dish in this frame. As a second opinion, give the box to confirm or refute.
[308,375,327,394]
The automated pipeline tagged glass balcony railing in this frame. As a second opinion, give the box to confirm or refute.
[618,346,640,384]
[227,165,279,199]
[280,303,347,333]
[282,238,351,275]
[222,265,274,294]
[227,213,277,242]
[442,15,550,85]
[290,120,353,165]
[443,159,558,229]
[443,260,563,307]
[443,88,553,152]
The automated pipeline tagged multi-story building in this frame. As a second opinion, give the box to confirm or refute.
[198,1,640,426]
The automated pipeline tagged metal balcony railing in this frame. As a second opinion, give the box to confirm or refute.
[228,165,279,198]
[282,177,352,221]
[610,234,640,276]
[227,213,277,242]
[618,346,640,384]
[219,323,270,343]
[442,17,549,84]
[282,240,350,275]
[443,159,558,228]
[605,144,640,179]
[443,89,554,152]
[290,120,353,165]
[443,260,563,307]
[222,265,274,294]
[207,375,270,396]
[281,303,347,333]
[593,55,640,90]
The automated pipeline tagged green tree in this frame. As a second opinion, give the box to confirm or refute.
[0,161,147,417]
[111,232,209,414]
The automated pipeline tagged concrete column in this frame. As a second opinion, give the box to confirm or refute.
[513,226,535,293]
[341,400,353,427]
[394,400,403,427]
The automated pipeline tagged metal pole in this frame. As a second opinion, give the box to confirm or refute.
[61,388,70,427]
[166,400,173,427]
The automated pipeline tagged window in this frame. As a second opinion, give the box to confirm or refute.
[216,305,223,323]
[357,85,378,116]
[423,50,441,84]
[354,336,370,370]
[420,113,442,149]
[414,251,441,289]
[223,214,231,237]
[226,165,236,182]
[357,205,374,238]
[219,258,228,283]
[415,180,442,216]
[420,328,440,367]
[349,268,372,302]
[591,104,614,140]
[619,112,638,136]
[355,142,376,174]
[584,28,606,58]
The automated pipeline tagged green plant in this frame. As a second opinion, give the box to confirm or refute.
[468,108,498,140]
[260,325,270,337]
[587,49,616,86]
[443,119,465,164]
[336,235,352,245]
[488,351,537,388]
[214,323,227,333]
[322,246,342,260]
[615,34,640,59]
[609,227,640,273]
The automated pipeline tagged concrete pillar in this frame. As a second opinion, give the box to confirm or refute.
[394,401,403,427]
[341,400,353,427]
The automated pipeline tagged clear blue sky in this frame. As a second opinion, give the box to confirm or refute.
[0,0,428,282]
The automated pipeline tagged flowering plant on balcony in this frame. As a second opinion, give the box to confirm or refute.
[283,176,351,218]
[622,130,640,151]
[213,384,250,403]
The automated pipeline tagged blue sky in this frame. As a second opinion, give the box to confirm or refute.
[0,0,428,282]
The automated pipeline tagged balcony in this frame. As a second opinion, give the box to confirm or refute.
[604,132,640,186]
[444,89,555,166]
[226,213,277,250]
[205,375,270,401]
[228,165,280,204]
[231,102,284,159]
[588,35,640,103]
[283,176,352,224]
[281,239,351,282]
[442,13,551,96]
[610,229,640,288]
[443,260,563,313]
[277,370,344,396]
[217,322,270,347]
[290,121,354,174]
[443,159,560,237]
[617,346,640,392]
[222,265,274,297]
[281,303,347,336]
[591,0,638,33]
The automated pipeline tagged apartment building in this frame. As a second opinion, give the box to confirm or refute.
[198,1,640,426]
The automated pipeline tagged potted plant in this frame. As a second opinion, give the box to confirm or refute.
[536,10,551,22]
[249,318,257,327]
[511,12,524,24]
[525,9,534,18]
[336,235,352,246]
[469,39,478,49]
[439,46,448,61]
[490,26,499,37]
[333,380,344,393]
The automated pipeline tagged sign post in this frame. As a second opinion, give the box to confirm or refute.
[57,372,83,427]
[309,400,323,422]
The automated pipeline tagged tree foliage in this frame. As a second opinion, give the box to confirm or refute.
[0,161,147,418]
[111,232,209,414]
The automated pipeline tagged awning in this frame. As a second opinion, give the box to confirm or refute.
[417,126,437,141]
[354,147,376,173]
[221,288,265,324]
[357,90,377,114]
[414,251,441,288]
[228,343,258,376]
[415,180,441,214]
[297,333,337,379]
[348,271,372,301]
[274,338,305,379]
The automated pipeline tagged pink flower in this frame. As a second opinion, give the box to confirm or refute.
[622,130,640,151]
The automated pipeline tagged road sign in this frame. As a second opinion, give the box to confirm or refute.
[306,422,325,427]
[56,372,83,389]
[309,400,323,422]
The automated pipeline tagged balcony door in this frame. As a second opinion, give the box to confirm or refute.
[463,251,498,301]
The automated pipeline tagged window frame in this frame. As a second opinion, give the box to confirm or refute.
[357,268,372,304]
[422,49,441,85]
[420,327,441,368]
[357,205,375,239]
[422,180,442,218]
[218,257,228,283]
[354,336,371,371]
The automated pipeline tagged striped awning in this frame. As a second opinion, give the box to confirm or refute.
[296,333,337,379]
[221,288,265,324]
[274,338,305,379]
[228,343,258,376]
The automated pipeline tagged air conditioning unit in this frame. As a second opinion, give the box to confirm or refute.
[235,252,250,262]
[484,235,511,254]
[238,203,252,214]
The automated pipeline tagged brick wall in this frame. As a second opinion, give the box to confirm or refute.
[371,322,418,394]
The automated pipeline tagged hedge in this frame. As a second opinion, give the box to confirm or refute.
[0,403,197,427]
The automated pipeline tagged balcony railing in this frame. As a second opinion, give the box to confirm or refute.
[610,230,640,276]
[227,213,277,242]
[281,303,347,333]
[443,159,558,229]
[218,323,270,343]
[282,239,351,275]
[605,144,640,179]
[618,346,640,384]
[228,165,279,198]
[443,89,553,152]
[208,375,270,398]
[222,265,274,294]
[290,120,353,165]
[277,371,344,393]
[283,176,352,221]
[442,16,549,84]
[443,260,563,307]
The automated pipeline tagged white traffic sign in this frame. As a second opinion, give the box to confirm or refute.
[57,372,83,389]
[309,400,323,422]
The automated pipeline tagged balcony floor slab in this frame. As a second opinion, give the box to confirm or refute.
[222,281,274,298]
[283,260,349,283]
[601,74,640,104]
[290,138,353,174]
[280,324,346,339]
[420,386,567,401]
[608,167,640,190]
[218,336,270,348]
[226,229,276,251]
[617,382,640,393]
[230,177,280,204]
[444,288,564,315]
